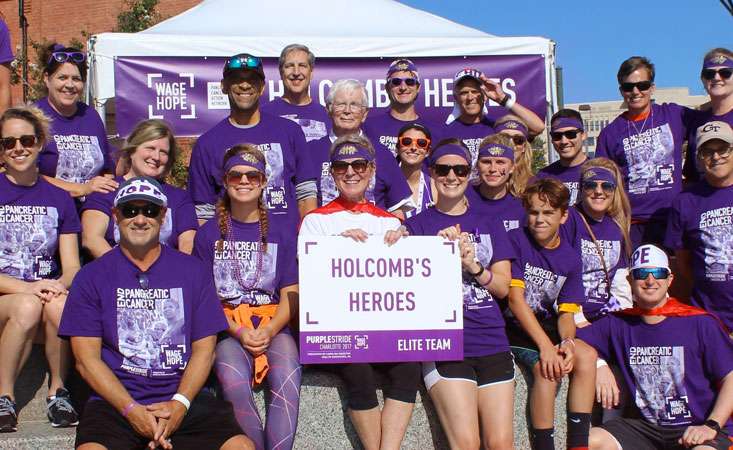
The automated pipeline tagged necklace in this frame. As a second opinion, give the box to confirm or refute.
[227,215,263,291]
[627,106,654,137]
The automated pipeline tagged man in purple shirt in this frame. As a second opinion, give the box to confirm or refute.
[537,109,588,205]
[59,177,251,450]
[0,19,13,115]
[580,244,733,450]
[261,44,330,142]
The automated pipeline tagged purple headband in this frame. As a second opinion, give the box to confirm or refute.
[551,117,584,132]
[331,142,374,163]
[430,144,470,166]
[224,153,266,174]
[703,54,733,70]
[582,167,616,184]
[478,143,514,161]
[387,58,420,82]
[494,120,528,137]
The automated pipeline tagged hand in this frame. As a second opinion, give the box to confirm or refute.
[147,400,187,449]
[126,404,158,441]
[558,339,575,374]
[596,364,620,410]
[340,228,369,242]
[437,224,461,241]
[384,226,408,246]
[479,74,507,105]
[239,327,269,356]
[458,233,478,269]
[84,176,119,195]
[539,344,565,381]
[679,423,719,447]
[25,279,67,303]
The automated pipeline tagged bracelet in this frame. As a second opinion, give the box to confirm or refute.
[121,401,137,418]
[172,393,191,411]
[468,264,485,278]
[596,358,608,368]
[560,337,575,348]
[504,95,516,109]
[235,326,246,339]
[499,94,509,107]
[480,269,494,287]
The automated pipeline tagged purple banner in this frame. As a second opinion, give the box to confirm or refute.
[114,55,546,137]
[300,329,462,364]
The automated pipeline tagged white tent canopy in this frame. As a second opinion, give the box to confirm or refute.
[88,0,556,113]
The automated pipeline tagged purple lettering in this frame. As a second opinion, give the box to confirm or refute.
[421,258,432,277]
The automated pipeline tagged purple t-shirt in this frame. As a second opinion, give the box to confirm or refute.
[35,97,114,184]
[561,207,629,319]
[0,174,79,281]
[193,213,298,307]
[187,113,317,220]
[0,19,13,64]
[308,135,412,211]
[58,245,228,404]
[465,185,526,232]
[664,181,733,329]
[578,313,733,432]
[683,108,733,182]
[438,117,495,178]
[82,177,198,250]
[261,97,330,142]
[363,111,439,157]
[536,161,583,205]
[506,227,585,346]
[406,208,512,357]
[595,103,695,221]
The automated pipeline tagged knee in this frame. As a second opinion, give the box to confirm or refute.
[43,294,67,324]
[451,429,481,450]
[574,341,598,372]
[588,427,616,450]
[484,432,513,450]
[10,294,43,331]
[221,434,255,450]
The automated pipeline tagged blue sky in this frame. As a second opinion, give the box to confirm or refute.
[401,0,732,104]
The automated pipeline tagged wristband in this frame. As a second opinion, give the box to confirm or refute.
[468,264,485,278]
[480,269,494,287]
[596,358,608,368]
[172,393,191,411]
[499,95,509,107]
[560,337,575,348]
[121,401,137,418]
[704,419,721,433]
[235,326,246,339]
[503,95,516,109]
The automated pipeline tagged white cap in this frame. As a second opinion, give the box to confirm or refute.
[696,121,733,149]
[630,244,670,271]
[114,176,168,207]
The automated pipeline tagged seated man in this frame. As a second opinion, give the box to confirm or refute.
[580,244,733,450]
[59,177,252,450]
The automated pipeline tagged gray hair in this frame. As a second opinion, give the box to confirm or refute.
[278,43,315,70]
[325,79,369,108]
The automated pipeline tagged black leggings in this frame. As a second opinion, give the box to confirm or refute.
[339,362,421,410]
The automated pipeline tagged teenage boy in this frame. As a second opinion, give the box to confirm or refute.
[506,178,596,450]
[580,244,733,450]
[537,109,588,205]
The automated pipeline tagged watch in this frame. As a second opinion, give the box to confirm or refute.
[468,264,485,278]
[703,419,721,433]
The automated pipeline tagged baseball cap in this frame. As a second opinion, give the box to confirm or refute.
[453,68,484,86]
[114,177,168,208]
[386,58,420,82]
[630,244,670,271]
[696,121,733,149]
[223,53,265,79]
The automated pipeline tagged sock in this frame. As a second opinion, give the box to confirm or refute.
[530,427,555,450]
[566,411,592,450]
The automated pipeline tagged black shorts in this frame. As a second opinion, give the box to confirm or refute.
[601,418,732,450]
[75,391,243,450]
[338,362,421,411]
[423,351,515,390]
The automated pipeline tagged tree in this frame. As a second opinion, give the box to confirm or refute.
[117,0,161,33]
[531,136,549,173]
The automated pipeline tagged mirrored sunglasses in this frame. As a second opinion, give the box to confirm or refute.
[631,267,670,280]
[50,51,86,64]
[582,180,616,193]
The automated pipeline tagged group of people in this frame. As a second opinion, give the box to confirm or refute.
[0,36,731,450]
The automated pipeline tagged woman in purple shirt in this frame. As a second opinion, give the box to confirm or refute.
[396,123,435,218]
[495,115,534,194]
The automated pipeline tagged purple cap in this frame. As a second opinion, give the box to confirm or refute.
[478,143,514,161]
[224,152,266,174]
[551,117,584,132]
[387,58,420,82]
[429,144,471,166]
[581,167,616,184]
[495,120,528,137]
[453,68,484,87]
[330,142,374,163]
[702,54,733,70]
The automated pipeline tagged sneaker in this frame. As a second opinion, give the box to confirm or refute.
[46,388,79,427]
[0,395,17,432]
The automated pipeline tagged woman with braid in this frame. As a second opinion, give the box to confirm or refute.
[193,144,301,450]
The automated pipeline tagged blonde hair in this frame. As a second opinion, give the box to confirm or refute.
[495,115,533,195]
[580,157,632,258]
[477,133,524,197]
[118,119,177,179]
[0,106,51,147]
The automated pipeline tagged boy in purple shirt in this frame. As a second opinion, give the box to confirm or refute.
[666,121,733,332]
[580,244,733,450]
[506,178,597,450]
[59,177,251,450]
[261,43,330,142]
[537,109,589,205]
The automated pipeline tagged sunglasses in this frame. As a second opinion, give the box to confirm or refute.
[49,51,86,64]
[226,170,265,186]
[620,81,653,92]
[510,135,527,146]
[388,77,418,87]
[136,273,150,290]
[225,55,262,71]
[398,136,430,149]
[582,180,616,193]
[331,159,371,175]
[119,203,163,219]
[433,164,471,178]
[1,135,37,150]
[550,130,581,141]
[701,68,733,81]
[631,267,670,280]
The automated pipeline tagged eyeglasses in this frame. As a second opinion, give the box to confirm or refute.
[226,170,265,186]
[119,203,163,219]
[225,55,262,71]
[136,273,150,290]
[433,164,471,178]
[550,130,581,141]
[697,145,733,161]
[509,135,527,146]
[49,51,86,65]
[631,267,670,280]
[332,102,366,113]
[620,81,653,92]
[388,77,418,87]
[701,68,733,81]
[1,135,37,150]
[398,136,430,149]
[331,159,371,175]
[582,180,616,194]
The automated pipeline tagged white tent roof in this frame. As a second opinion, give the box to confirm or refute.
[89,0,556,106]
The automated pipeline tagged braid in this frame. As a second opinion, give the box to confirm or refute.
[215,196,231,252]
[257,197,269,252]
